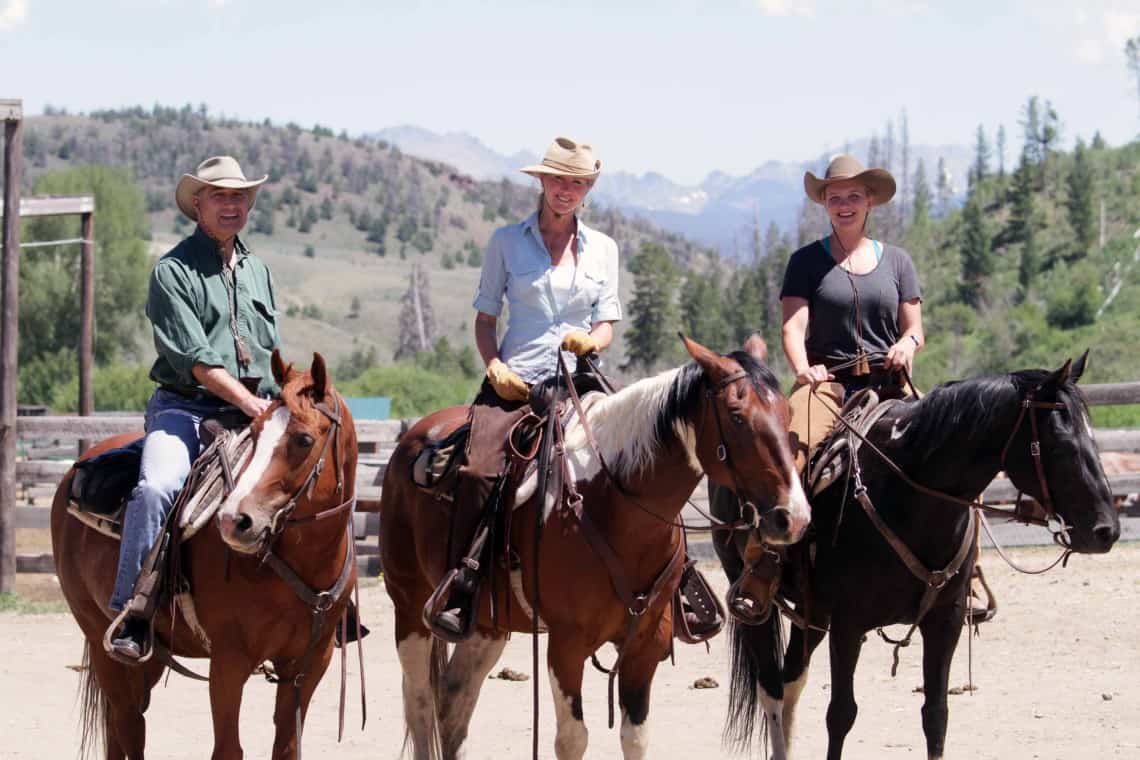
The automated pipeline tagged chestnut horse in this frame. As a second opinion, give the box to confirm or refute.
[51,353,358,760]
[712,355,1120,760]
[380,337,810,760]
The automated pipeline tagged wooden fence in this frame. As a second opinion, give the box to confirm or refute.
[12,381,1140,575]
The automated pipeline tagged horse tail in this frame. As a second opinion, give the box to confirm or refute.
[722,614,784,754]
[76,642,108,760]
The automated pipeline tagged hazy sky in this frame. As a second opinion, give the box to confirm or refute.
[2,0,1137,184]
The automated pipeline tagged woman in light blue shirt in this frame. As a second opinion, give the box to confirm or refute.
[430,136,622,640]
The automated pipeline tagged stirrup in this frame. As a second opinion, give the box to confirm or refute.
[422,568,478,643]
[966,564,997,625]
[103,608,156,666]
[673,561,725,644]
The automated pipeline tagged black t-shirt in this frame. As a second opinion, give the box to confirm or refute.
[780,238,921,367]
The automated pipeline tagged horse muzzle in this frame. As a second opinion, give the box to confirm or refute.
[217,509,272,555]
[750,480,811,545]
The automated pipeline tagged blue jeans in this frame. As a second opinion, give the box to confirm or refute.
[109,389,229,612]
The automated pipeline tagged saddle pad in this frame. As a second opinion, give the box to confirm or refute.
[66,427,255,543]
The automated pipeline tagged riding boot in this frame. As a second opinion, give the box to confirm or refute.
[425,522,492,642]
[726,533,782,624]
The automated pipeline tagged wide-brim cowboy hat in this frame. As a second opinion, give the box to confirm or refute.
[804,154,896,206]
[175,156,268,221]
[520,136,601,179]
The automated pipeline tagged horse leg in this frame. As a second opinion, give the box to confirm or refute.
[781,623,827,756]
[437,633,508,759]
[396,629,446,760]
[823,624,863,760]
[615,632,671,760]
[208,648,256,759]
[85,641,160,759]
[723,615,789,759]
[269,646,335,759]
[918,612,965,760]
[547,635,589,760]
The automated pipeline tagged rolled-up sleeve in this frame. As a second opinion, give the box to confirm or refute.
[146,261,224,375]
[473,230,507,316]
[591,238,623,323]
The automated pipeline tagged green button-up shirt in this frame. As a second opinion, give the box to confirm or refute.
[147,226,281,396]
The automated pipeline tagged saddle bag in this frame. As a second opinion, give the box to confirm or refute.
[411,423,470,496]
[70,438,145,515]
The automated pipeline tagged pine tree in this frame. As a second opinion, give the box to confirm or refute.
[681,263,731,352]
[899,109,911,227]
[1066,138,1095,256]
[996,125,1008,177]
[971,125,991,187]
[624,243,681,370]
[1007,147,1036,246]
[935,157,952,217]
[395,262,436,360]
[958,191,992,308]
[911,158,932,230]
[1127,37,1140,116]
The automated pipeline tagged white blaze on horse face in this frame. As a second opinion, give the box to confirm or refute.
[550,670,588,760]
[218,406,291,518]
[783,475,811,543]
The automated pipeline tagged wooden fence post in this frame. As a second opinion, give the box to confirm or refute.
[78,211,94,454]
[1,100,23,593]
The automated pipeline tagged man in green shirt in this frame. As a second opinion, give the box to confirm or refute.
[109,156,279,659]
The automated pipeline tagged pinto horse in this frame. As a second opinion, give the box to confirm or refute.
[51,353,358,760]
[712,355,1120,760]
[380,337,809,760]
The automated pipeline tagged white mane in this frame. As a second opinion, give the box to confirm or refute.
[562,366,700,483]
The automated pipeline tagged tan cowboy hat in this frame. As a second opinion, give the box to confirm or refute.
[520,136,601,179]
[175,156,268,221]
[804,154,896,206]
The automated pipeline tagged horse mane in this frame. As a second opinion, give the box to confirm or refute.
[566,350,780,480]
[898,368,1088,462]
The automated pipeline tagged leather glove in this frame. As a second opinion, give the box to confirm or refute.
[561,330,599,357]
[486,358,529,402]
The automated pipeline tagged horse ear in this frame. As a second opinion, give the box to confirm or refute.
[311,352,328,401]
[1070,349,1090,384]
[743,333,768,362]
[1045,358,1073,390]
[681,333,718,366]
[271,350,289,386]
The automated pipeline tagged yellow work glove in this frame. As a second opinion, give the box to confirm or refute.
[561,330,599,357]
[486,358,529,402]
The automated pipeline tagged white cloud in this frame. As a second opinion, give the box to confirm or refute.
[0,0,28,32]
[754,0,815,18]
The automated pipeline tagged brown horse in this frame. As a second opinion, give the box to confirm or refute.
[50,353,358,760]
[380,337,809,760]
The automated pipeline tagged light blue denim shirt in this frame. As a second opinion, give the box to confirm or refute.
[473,212,622,383]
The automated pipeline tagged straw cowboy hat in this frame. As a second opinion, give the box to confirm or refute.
[520,136,601,179]
[175,156,268,221]
[804,154,896,205]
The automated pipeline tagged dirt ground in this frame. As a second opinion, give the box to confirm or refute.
[2,542,1138,760]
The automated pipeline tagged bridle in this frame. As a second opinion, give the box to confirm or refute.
[263,392,355,541]
[242,390,364,757]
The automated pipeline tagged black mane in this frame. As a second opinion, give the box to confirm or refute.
[655,350,781,447]
[898,368,1089,462]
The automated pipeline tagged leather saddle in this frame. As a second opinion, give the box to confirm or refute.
[805,389,903,497]
[68,410,254,542]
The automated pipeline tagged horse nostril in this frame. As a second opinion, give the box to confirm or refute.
[1093,523,1118,549]
[764,507,791,537]
[235,513,254,534]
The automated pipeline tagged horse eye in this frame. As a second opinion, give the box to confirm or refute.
[731,413,745,426]
[294,432,315,448]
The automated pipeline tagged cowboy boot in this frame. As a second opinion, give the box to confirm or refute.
[427,522,491,641]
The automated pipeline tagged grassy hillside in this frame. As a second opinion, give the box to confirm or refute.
[22,106,712,368]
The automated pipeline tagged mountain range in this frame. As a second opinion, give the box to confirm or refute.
[373,125,974,255]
